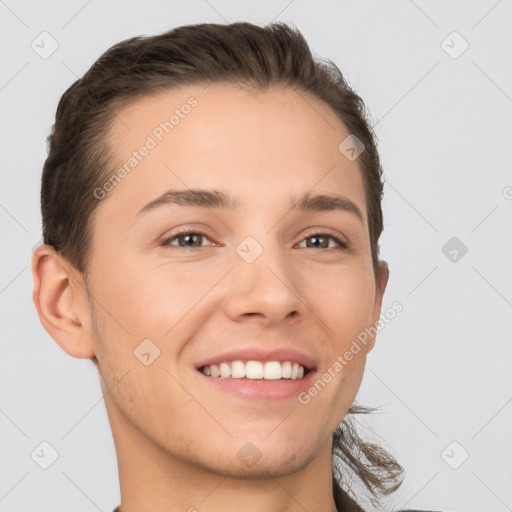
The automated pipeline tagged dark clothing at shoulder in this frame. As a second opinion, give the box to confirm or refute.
[110,489,366,512]
[112,500,445,511]
[332,483,445,512]
[332,482,366,511]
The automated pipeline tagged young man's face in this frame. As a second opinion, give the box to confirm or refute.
[40,84,388,479]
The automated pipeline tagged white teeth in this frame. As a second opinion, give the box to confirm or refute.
[231,360,246,379]
[263,361,282,380]
[281,361,292,378]
[245,361,264,379]
[219,362,231,378]
[201,360,307,380]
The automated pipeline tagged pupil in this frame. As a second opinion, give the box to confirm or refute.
[309,236,327,248]
[182,234,200,247]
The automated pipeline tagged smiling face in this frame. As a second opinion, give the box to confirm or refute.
[77,83,388,479]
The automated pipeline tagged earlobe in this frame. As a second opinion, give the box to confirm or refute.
[375,260,390,300]
[31,244,95,359]
[366,260,390,354]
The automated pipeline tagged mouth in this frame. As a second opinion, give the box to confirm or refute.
[194,347,318,400]
[196,359,317,401]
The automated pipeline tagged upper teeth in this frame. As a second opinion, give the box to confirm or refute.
[202,360,305,380]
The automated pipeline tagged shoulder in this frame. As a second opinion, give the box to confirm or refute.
[333,484,365,512]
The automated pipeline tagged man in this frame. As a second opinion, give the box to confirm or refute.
[32,21,441,512]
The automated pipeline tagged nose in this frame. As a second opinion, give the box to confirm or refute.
[221,237,302,326]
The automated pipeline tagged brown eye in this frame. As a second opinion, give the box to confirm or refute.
[161,231,213,250]
[298,232,348,250]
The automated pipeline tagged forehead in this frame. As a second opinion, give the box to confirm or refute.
[100,83,367,223]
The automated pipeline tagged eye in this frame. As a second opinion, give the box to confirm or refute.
[161,230,214,250]
[160,229,348,251]
[297,231,348,250]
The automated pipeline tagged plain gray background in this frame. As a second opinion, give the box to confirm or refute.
[1,0,511,511]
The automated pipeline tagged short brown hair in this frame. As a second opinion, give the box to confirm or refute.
[40,21,403,507]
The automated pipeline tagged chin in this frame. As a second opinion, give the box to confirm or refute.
[179,435,320,480]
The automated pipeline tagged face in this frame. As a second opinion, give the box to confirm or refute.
[78,84,387,478]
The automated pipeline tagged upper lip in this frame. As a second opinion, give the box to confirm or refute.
[195,347,317,371]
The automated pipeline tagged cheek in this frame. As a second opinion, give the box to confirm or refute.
[303,266,374,407]
[88,252,201,338]
[308,265,375,340]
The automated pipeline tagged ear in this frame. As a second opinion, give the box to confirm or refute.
[365,260,390,354]
[31,244,95,359]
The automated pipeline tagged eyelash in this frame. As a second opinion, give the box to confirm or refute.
[160,229,348,252]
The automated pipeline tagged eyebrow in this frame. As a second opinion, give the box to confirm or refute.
[134,188,364,224]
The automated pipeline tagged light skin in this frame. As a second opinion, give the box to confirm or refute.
[32,83,389,512]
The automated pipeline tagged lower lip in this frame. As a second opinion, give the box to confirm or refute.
[196,369,317,401]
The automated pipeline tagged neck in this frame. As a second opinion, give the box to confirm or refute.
[105,399,339,512]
